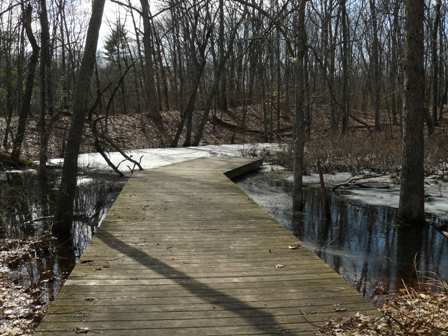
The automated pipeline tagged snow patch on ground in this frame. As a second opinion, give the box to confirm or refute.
[286,170,448,219]
[47,144,448,219]
[300,172,354,185]
[76,177,94,186]
[341,176,448,219]
[48,144,280,173]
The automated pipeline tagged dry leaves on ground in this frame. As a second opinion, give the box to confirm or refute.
[317,285,448,335]
[0,280,44,336]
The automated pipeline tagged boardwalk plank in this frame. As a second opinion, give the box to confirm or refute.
[35,158,376,335]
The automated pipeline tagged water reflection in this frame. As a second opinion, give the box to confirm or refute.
[238,171,448,303]
[0,170,125,302]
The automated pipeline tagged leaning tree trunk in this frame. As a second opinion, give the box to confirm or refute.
[398,0,425,226]
[293,0,307,218]
[53,0,106,239]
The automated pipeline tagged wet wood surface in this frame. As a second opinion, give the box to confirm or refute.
[35,158,376,335]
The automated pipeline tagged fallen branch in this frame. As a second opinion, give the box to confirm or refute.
[349,114,372,128]
[332,173,390,192]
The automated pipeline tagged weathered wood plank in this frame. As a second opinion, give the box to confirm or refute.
[43,304,375,322]
[35,158,376,335]
[45,295,369,314]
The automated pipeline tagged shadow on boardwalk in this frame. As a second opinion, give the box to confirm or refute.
[98,231,298,335]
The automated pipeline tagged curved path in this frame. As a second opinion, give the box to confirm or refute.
[36,158,375,335]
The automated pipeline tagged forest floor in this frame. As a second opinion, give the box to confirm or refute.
[0,107,268,162]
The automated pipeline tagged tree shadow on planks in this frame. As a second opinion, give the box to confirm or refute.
[98,230,299,335]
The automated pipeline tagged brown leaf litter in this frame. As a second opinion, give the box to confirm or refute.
[0,279,44,336]
[317,284,448,335]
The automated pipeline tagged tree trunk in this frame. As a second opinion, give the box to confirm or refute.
[140,0,168,145]
[11,5,40,160]
[293,0,307,217]
[398,0,425,226]
[390,0,402,126]
[3,20,15,151]
[38,0,55,183]
[53,0,106,238]
[217,0,228,111]
[431,0,442,127]
[370,0,381,131]
[340,0,350,133]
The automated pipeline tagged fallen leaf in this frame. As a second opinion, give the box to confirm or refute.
[74,327,90,334]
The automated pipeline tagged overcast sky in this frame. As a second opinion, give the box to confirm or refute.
[99,1,133,48]
[99,0,162,49]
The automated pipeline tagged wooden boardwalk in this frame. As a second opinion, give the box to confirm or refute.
[36,158,376,336]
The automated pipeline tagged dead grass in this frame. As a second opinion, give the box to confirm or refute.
[317,282,448,336]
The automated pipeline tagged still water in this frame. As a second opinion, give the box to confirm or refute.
[0,170,125,303]
[238,171,448,304]
[2,167,447,308]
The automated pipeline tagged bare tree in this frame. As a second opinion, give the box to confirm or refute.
[11,4,39,160]
[38,0,55,182]
[398,0,425,225]
[293,0,307,216]
[431,0,442,127]
[54,0,106,238]
[140,0,169,145]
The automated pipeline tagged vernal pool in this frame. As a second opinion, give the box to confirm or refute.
[237,170,448,305]
[0,170,125,304]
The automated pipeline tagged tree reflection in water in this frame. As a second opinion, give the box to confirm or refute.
[0,171,125,302]
[239,172,448,303]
